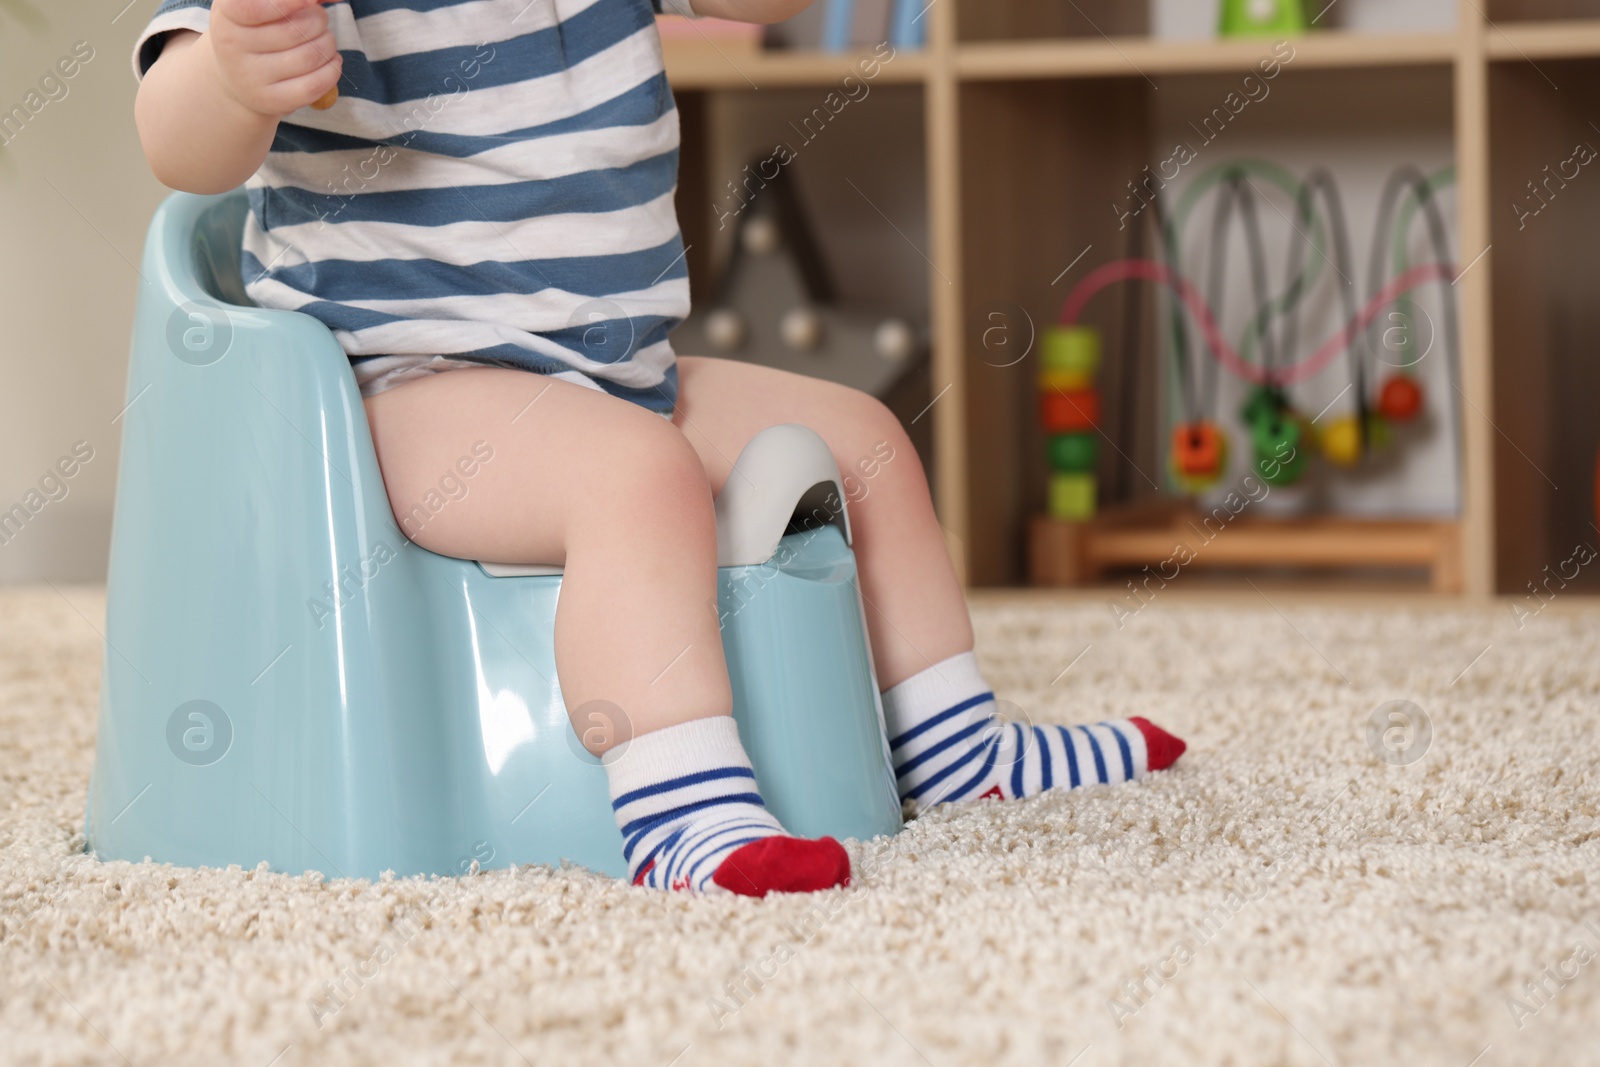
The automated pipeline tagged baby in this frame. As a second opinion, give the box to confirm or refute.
[132,0,1185,897]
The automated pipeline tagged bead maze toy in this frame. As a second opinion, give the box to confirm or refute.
[1029,161,1465,592]
[85,191,904,880]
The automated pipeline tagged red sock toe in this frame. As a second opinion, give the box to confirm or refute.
[1130,717,1186,771]
[711,836,852,898]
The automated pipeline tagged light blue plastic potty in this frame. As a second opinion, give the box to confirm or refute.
[85,191,903,881]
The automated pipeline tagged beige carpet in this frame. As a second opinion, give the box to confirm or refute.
[2,585,1598,1067]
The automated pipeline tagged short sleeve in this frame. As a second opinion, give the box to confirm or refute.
[132,0,213,83]
[653,0,702,18]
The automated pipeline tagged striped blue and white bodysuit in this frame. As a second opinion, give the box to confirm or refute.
[134,0,690,413]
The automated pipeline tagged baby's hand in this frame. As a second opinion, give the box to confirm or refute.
[207,0,343,118]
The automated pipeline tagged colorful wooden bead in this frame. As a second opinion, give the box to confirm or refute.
[1172,421,1226,476]
[1169,457,1223,495]
[1257,444,1308,486]
[1320,414,1365,468]
[1240,384,1288,431]
[1040,327,1102,377]
[1250,410,1302,456]
[1040,389,1100,433]
[1257,448,1307,486]
[1048,472,1097,521]
[1167,427,1230,495]
[1253,415,1310,486]
[1047,432,1099,473]
[1378,375,1424,422]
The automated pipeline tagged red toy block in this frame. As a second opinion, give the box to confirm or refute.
[1040,389,1100,433]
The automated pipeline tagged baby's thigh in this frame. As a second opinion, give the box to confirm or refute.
[674,355,911,494]
[363,368,699,565]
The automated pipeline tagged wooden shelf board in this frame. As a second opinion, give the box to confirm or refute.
[1485,19,1600,61]
[663,44,930,90]
[1029,506,1465,593]
[954,31,1461,80]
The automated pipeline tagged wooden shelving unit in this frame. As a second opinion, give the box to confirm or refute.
[952,31,1462,79]
[1486,18,1600,56]
[662,42,930,88]
[664,0,1600,595]
[1029,505,1464,594]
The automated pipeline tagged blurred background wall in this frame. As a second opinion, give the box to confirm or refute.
[0,1,935,584]
[0,2,160,582]
[5,0,1596,591]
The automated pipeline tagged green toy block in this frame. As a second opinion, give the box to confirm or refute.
[1219,0,1306,37]
[1048,472,1097,521]
[1041,326,1101,377]
[1047,432,1099,473]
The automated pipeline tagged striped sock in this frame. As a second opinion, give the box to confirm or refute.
[604,715,851,896]
[882,652,1186,812]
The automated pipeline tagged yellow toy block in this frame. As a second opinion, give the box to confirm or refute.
[1048,472,1097,521]
[1041,326,1102,377]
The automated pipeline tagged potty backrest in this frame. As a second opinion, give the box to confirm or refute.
[190,193,253,307]
[88,190,480,877]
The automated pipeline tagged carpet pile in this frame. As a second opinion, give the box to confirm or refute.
[2,586,1596,1066]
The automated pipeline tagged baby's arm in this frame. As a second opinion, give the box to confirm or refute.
[671,0,814,23]
[135,0,343,193]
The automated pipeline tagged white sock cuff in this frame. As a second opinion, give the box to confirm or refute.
[602,714,751,802]
[880,651,991,727]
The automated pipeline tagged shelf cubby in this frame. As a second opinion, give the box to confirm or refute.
[954,77,1154,584]
[1486,55,1600,593]
[956,0,1146,44]
[953,64,1459,586]
[671,81,937,456]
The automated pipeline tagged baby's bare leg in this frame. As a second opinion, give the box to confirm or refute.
[364,368,732,751]
[674,357,1187,812]
[673,356,973,690]
[364,367,851,895]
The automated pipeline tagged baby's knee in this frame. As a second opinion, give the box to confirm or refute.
[609,412,713,511]
[830,388,918,479]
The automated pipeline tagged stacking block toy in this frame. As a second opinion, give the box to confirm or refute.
[1041,325,1102,377]
[1040,390,1100,432]
[1040,326,1103,521]
[1048,473,1097,521]
[85,191,903,881]
[1047,432,1098,473]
